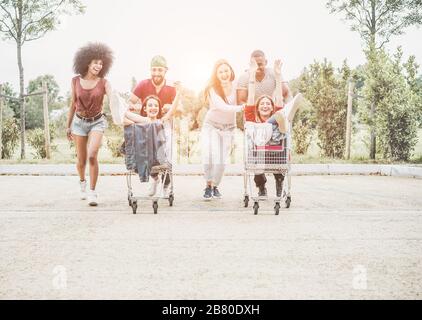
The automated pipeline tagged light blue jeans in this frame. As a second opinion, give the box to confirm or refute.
[71,114,108,137]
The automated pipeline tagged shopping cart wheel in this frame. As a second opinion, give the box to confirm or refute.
[253,202,259,215]
[131,201,138,215]
[169,194,174,207]
[274,202,281,215]
[285,196,291,209]
[153,201,158,214]
[244,195,249,208]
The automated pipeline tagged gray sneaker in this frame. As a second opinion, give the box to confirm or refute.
[203,186,213,201]
[213,187,222,199]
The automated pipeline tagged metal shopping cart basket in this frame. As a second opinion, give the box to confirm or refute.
[243,121,292,215]
[124,121,174,214]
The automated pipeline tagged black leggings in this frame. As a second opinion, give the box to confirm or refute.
[254,174,284,187]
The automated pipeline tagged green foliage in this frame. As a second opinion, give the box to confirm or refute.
[403,55,422,127]
[289,78,315,155]
[0,1,85,44]
[177,88,203,130]
[1,117,20,159]
[24,74,65,130]
[296,59,348,158]
[292,99,314,155]
[1,82,20,117]
[26,123,57,159]
[359,48,419,161]
[106,136,124,158]
[326,0,422,49]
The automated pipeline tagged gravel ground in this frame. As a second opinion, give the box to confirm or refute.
[0,175,421,299]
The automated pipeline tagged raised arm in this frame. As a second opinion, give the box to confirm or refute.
[161,82,182,122]
[274,59,284,106]
[247,58,258,106]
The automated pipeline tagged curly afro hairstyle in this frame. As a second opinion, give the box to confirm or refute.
[73,42,114,78]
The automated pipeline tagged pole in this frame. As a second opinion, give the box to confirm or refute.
[20,94,25,159]
[370,102,376,159]
[42,81,51,159]
[345,80,355,160]
[0,84,4,159]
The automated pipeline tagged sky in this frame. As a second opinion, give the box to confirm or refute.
[0,0,421,97]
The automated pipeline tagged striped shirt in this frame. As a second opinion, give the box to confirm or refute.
[237,68,289,104]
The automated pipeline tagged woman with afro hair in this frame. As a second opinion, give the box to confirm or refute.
[66,42,114,206]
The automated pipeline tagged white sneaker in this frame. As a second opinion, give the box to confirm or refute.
[148,179,159,197]
[79,180,87,200]
[87,190,98,206]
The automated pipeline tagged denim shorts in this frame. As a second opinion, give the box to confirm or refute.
[71,114,108,137]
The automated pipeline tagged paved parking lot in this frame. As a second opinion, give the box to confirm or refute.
[0,175,421,299]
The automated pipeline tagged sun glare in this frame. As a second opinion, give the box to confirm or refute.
[173,55,215,94]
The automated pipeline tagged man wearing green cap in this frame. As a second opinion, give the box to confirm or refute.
[128,55,177,115]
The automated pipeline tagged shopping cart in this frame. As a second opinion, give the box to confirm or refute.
[125,121,174,215]
[243,121,292,215]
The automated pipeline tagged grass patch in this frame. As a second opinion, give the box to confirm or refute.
[2,128,422,165]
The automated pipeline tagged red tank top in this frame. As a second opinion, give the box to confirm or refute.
[72,76,106,117]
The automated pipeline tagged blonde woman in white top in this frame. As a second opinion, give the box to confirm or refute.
[201,59,245,200]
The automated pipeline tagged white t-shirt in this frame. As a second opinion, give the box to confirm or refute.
[203,85,243,126]
[237,68,277,104]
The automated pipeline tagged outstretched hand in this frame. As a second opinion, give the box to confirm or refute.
[274,59,283,76]
[249,58,259,74]
[174,81,182,92]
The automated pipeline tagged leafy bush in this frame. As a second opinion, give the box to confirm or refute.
[296,59,348,158]
[293,120,314,155]
[360,48,419,161]
[1,117,20,159]
[107,136,124,158]
[27,123,57,159]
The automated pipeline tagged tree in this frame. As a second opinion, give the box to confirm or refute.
[0,0,85,159]
[24,74,62,130]
[0,82,19,117]
[360,47,419,161]
[0,83,20,159]
[326,0,422,159]
[403,55,422,127]
[298,59,349,158]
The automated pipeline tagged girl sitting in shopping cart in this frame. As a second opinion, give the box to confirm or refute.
[122,82,181,197]
[244,59,303,198]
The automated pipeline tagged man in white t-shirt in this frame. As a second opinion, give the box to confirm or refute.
[237,50,290,105]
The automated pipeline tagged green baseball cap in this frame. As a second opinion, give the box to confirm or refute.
[151,55,168,69]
